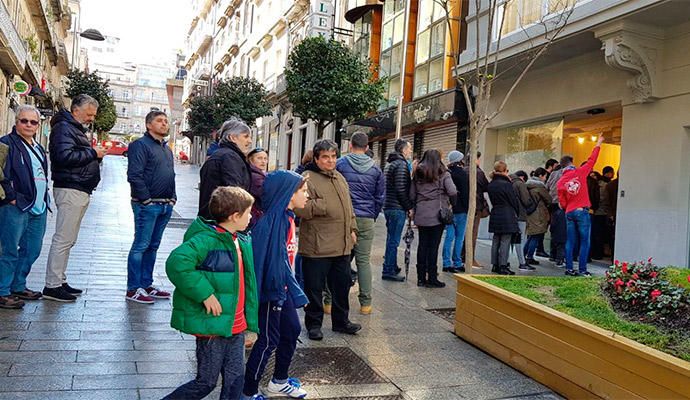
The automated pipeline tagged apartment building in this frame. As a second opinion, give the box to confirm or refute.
[0,0,73,145]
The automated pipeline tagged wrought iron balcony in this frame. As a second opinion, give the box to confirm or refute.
[0,0,28,74]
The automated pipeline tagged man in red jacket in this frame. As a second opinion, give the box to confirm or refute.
[557,135,604,276]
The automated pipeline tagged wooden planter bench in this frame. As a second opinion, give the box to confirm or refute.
[454,274,690,399]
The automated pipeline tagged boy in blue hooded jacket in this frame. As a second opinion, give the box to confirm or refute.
[242,170,310,399]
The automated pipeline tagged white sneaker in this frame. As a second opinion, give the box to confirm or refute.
[265,378,307,398]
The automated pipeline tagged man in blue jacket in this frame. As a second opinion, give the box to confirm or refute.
[336,132,385,315]
[125,110,176,304]
[44,94,106,302]
[0,105,51,309]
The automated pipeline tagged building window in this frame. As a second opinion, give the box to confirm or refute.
[353,11,372,61]
[414,0,446,98]
[380,0,407,107]
[499,0,578,37]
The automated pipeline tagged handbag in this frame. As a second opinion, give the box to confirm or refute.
[437,180,454,225]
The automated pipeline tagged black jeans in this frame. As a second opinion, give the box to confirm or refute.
[164,334,245,400]
[590,214,609,259]
[416,225,445,282]
[302,255,351,331]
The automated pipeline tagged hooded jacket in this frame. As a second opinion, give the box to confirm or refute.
[383,152,413,211]
[510,174,533,222]
[251,170,308,307]
[558,146,601,213]
[295,163,357,258]
[336,153,385,219]
[525,177,551,236]
[166,218,259,337]
[0,129,49,210]
[49,109,100,194]
[198,140,251,219]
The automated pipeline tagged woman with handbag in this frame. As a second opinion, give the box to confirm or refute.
[487,161,520,275]
[409,150,457,288]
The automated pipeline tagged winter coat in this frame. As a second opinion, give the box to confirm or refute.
[127,132,176,202]
[336,153,385,219]
[198,141,251,219]
[48,109,100,194]
[294,163,357,258]
[487,174,520,234]
[448,163,469,214]
[0,142,7,200]
[0,129,49,211]
[166,218,259,337]
[248,164,266,225]
[525,178,551,236]
[409,171,457,227]
[383,152,413,211]
[594,180,610,216]
[466,166,490,216]
[251,170,308,307]
[606,178,619,219]
[546,168,564,204]
[510,174,533,222]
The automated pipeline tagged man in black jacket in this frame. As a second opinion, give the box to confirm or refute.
[198,118,252,220]
[44,94,106,302]
[125,111,176,304]
[381,139,413,282]
[442,151,469,273]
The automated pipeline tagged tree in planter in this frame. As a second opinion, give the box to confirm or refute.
[187,77,271,138]
[285,35,386,137]
[435,0,575,267]
[65,69,117,134]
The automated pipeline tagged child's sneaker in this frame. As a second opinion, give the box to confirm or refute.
[266,377,307,398]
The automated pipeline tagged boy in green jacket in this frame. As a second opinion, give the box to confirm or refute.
[163,187,259,400]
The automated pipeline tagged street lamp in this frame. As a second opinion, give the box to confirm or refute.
[71,28,106,70]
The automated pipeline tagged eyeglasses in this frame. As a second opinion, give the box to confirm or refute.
[18,119,39,126]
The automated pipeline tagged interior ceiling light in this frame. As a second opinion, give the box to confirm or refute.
[577,137,585,144]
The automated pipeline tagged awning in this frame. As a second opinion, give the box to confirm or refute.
[29,85,46,98]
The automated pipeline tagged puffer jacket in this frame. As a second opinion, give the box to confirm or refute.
[336,154,385,219]
[510,174,533,222]
[383,152,413,211]
[409,171,457,227]
[525,177,551,236]
[295,163,357,258]
[49,109,100,194]
[487,174,520,234]
[166,217,259,337]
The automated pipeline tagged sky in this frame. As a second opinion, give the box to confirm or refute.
[80,0,189,65]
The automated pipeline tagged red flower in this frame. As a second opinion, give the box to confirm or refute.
[626,280,635,288]
[650,289,662,300]
[614,279,624,287]
[687,275,690,283]
[622,264,628,274]
[615,260,620,267]
[632,273,639,280]
[648,257,653,263]
[650,271,658,278]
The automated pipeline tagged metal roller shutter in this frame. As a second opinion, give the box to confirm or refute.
[422,123,457,157]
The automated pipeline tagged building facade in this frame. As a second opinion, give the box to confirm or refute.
[460,0,690,267]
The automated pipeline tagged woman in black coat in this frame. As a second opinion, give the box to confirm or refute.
[487,161,520,275]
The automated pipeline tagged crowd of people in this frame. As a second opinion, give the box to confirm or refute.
[0,99,620,398]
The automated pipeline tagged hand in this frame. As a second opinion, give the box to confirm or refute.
[244,332,257,348]
[408,210,414,219]
[10,200,16,205]
[95,147,107,159]
[596,134,605,146]
[351,231,357,245]
[203,294,222,317]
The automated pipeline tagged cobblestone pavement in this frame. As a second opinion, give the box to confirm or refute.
[0,156,567,400]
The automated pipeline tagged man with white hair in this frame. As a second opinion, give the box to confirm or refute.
[198,117,252,220]
[0,105,51,309]
[44,94,106,302]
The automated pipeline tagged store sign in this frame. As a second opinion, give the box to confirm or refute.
[13,80,31,96]
[38,107,54,116]
[308,0,333,38]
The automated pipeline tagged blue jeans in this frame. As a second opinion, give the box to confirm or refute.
[382,209,407,276]
[565,209,591,273]
[442,213,468,267]
[127,202,173,291]
[525,233,545,259]
[0,205,47,296]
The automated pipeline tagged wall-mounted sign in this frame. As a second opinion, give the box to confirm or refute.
[13,81,31,96]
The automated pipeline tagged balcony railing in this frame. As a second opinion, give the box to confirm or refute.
[0,0,28,74]
[193,63,212,80]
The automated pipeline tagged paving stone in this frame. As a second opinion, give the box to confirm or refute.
[72,373,194,390]
[9,362,137,376]
[19,340,134,351]
[0,340,21,351]
[0,376,73,391]
[311,383,401,398]
[0,322,29,330]
[136,361,196,374]
[77,350,192,362]
[28,322,132,331]
[0,389,140,400]
[452,379,551,400]
[133,340,196,350]
[0,351,77,363]
[0,330,81,340]
[80,330,183,341]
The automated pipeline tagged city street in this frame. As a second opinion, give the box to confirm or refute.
[0,157,565,399]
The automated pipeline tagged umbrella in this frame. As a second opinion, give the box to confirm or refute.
[403,216,415,281]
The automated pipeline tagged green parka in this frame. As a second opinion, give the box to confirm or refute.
[166,217,259,337]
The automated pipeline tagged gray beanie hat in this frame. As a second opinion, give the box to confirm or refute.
[448,150,464,164]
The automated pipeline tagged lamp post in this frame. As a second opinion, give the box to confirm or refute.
[71,26,106,70]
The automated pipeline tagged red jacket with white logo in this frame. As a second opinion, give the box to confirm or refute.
[557,146,601,213]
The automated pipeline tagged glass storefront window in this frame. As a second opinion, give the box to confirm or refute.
[389,76,401,107]
[428,58,443,93]
[494,119,564,174]
[382,21,393,50]
[414,65,429,97]
[416,29,430,65]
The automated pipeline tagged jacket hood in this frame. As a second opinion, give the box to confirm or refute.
[387,152,406,163]
[183,217,234,243]
[344,153,374,173]
[526,177,546,188]
[261,170,303,214]
[50,109,86,132]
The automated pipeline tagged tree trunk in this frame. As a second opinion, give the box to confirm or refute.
[317,122,325,139]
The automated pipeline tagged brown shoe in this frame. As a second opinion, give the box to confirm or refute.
[472,260,484,268]
[12,289,43,301]
[0,295,25,309]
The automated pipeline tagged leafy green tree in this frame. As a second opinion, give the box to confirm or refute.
[65,69,117,133]
[187,77,271,137]
[285,35,386,136]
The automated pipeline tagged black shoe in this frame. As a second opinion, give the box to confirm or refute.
[555,259,564,267]
[498,266,515,275]
[491,265,499,273]
[417,280,426,287]
[442,266,454,272]
[519,264,536,271]
[42,286,77,302]
[333,322,361,335]
[394,267,402,275]
[382,274,405,282]
[307,328,323,341]
[505,267,516,275]
[548,257,556,262]
[456,266,466,273]
[580,271,592,277]
[565,270,579,276]
[526,258,540,265]
[62,283,83,296]
[425,279,446,288]
[536,251,550,258]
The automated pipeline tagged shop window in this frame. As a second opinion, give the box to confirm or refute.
[494,119,563,174]
[413,0,446,99]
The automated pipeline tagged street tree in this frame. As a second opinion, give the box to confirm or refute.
[285,35,386,137]
[65,69,117,135]
[435,0,575,267]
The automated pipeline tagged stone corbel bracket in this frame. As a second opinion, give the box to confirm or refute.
[595,22,663,104]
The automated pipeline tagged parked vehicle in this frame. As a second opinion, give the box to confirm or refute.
[93,140,129,157]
